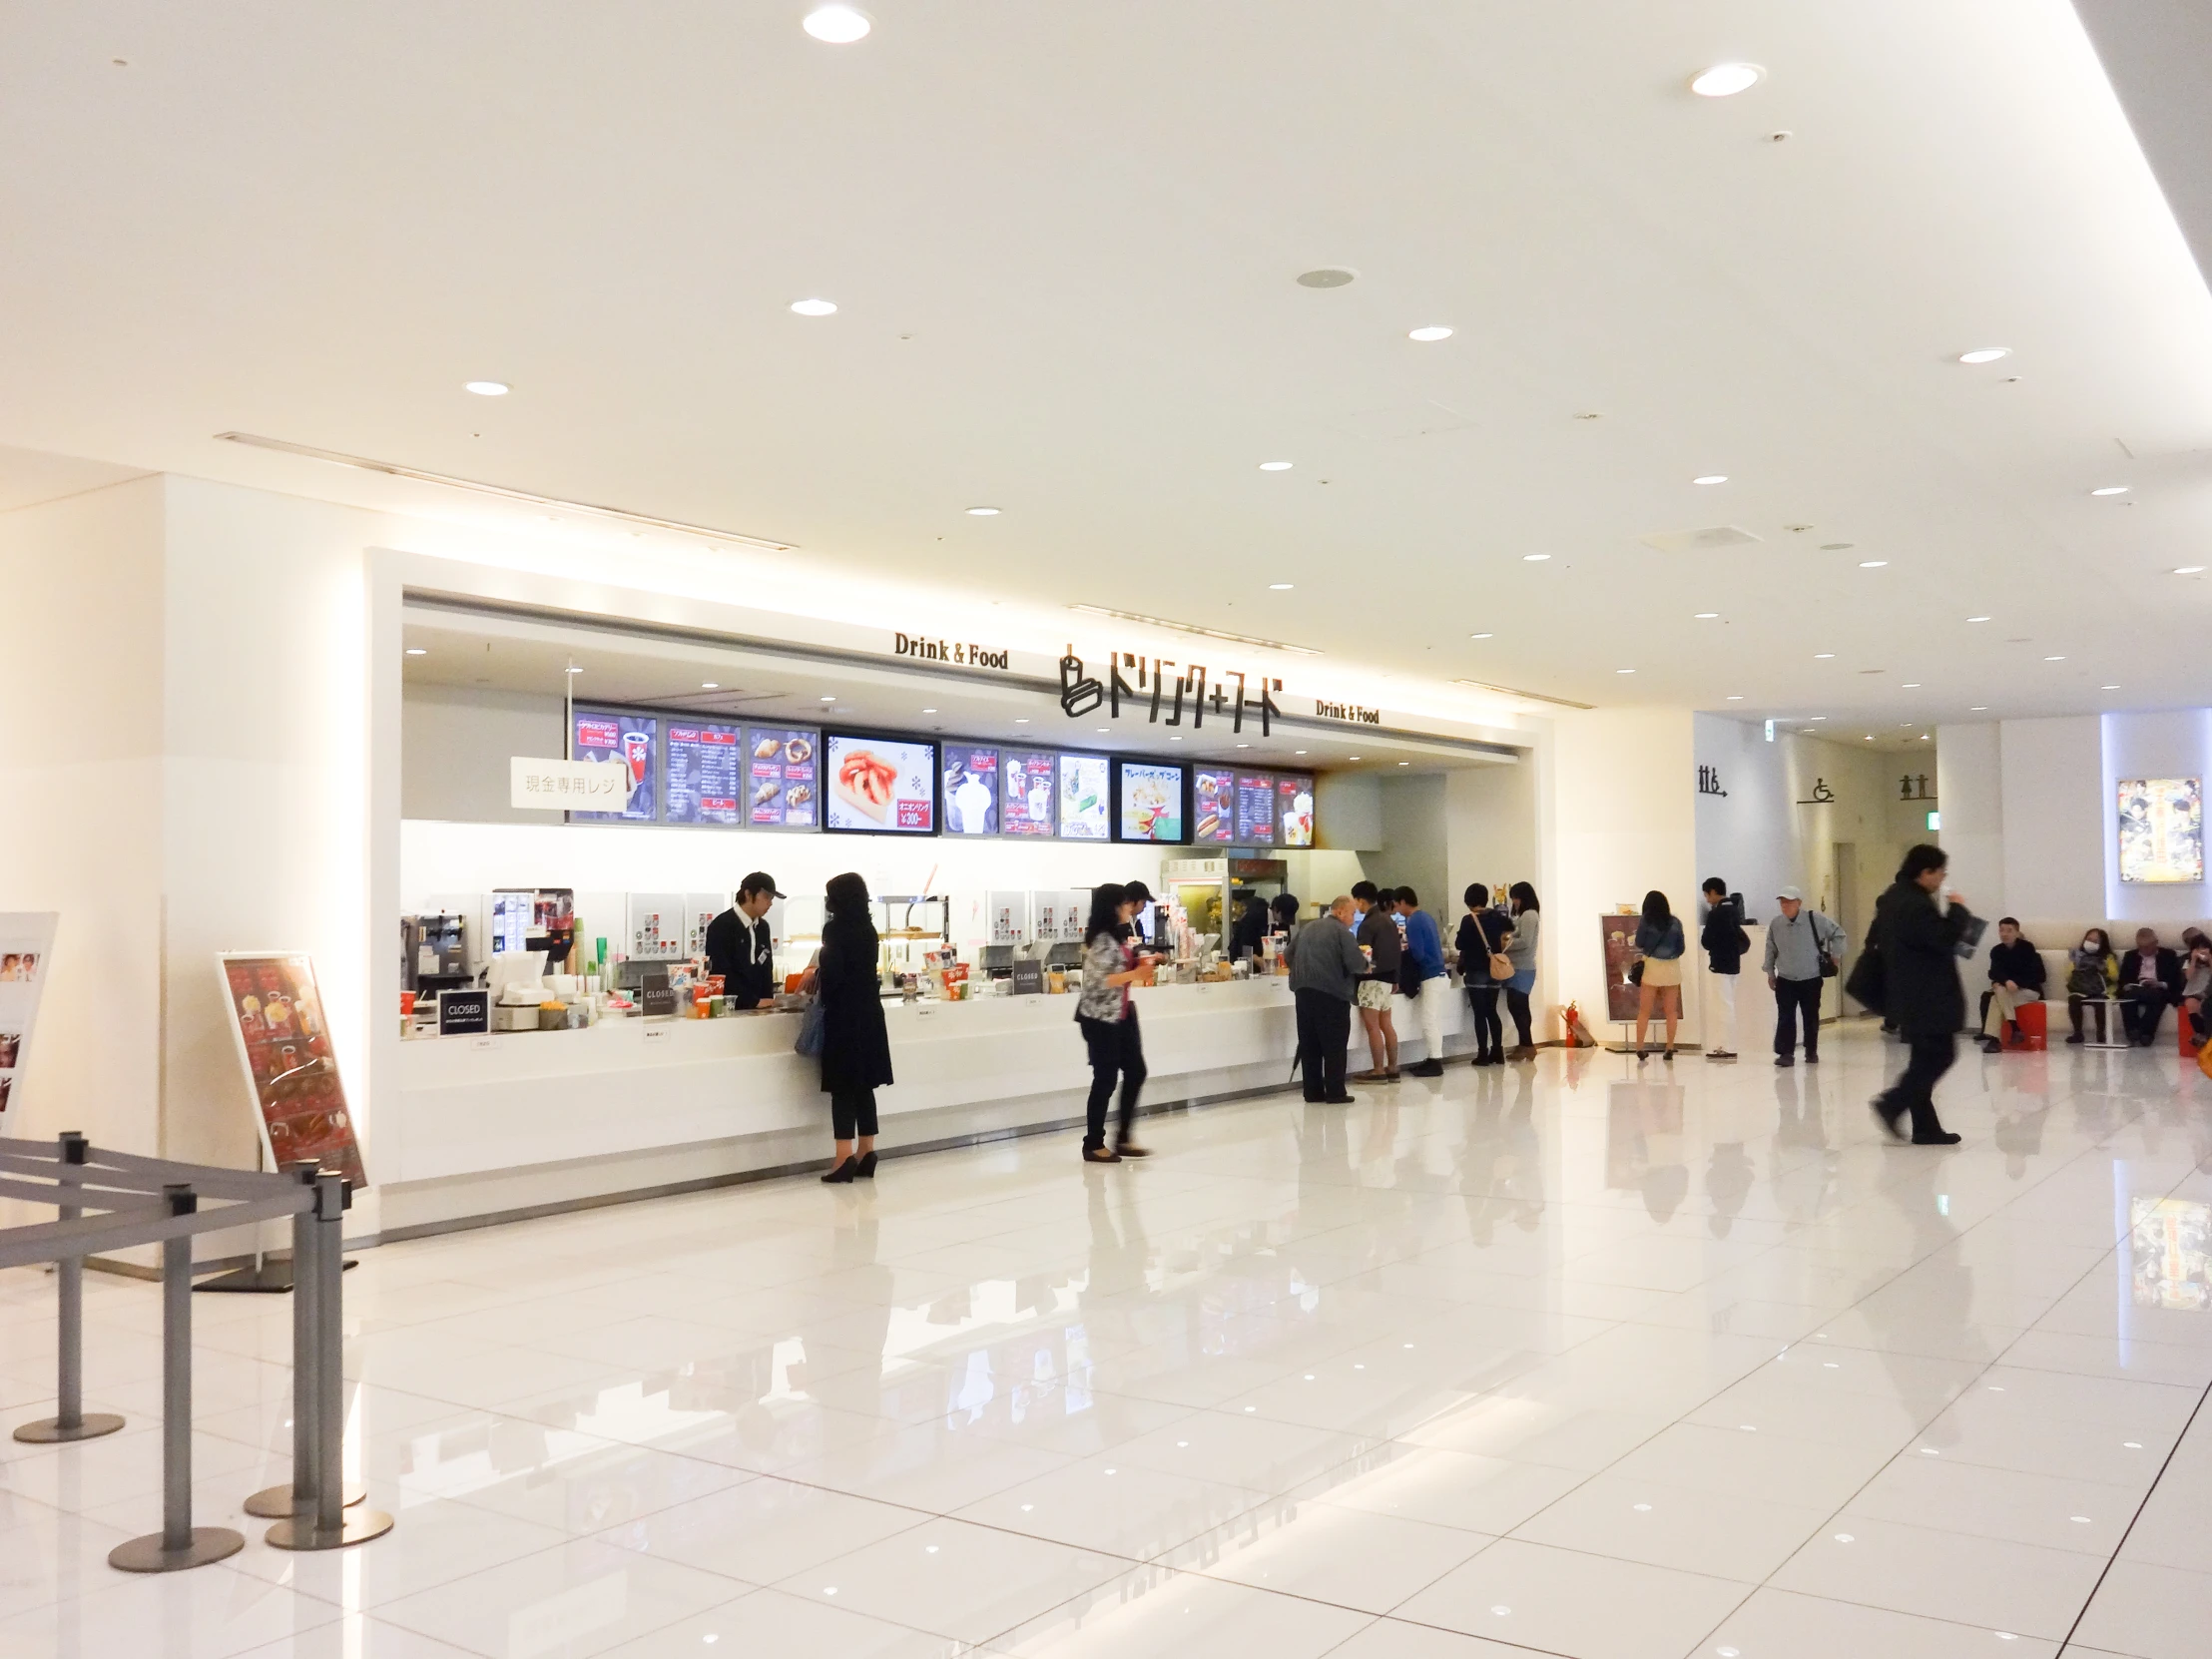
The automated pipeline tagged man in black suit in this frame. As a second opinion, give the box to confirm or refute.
[2117,927,2185,1046]
[705,872,783,1008]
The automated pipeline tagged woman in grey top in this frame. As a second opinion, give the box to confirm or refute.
[1503,882,1541,1059]
[1076,882,1155,1163]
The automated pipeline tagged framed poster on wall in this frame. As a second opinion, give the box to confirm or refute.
[2118,778,2203,884]
[217,953,367,1187]
[0,913,58,1135]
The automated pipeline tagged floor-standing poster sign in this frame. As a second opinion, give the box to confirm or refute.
[217,953,367,1187]
[0,913,59,1134]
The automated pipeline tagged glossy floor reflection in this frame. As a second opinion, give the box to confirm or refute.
[6,1022,2212,1657]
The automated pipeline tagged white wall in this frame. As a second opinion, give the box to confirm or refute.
[1446,757,1537,912]
[1936,722,2002,910]
[1376,774,1447,917]
[403,685,565,823]
[1317,772,1382,851]
[1999,717,2105,931]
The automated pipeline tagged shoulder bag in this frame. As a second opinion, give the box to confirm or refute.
[794,994,827,1057]
[1815,915,1839,978]
[1484,916,1515,981]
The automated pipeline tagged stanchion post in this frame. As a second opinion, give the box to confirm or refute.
[108,1185,243,1571]
[14,1131,126,1445]
[244,1162,344,1520]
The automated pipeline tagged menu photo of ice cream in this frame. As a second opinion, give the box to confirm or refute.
[943,747,1000,834]
[1001,750,1058,836]
[571,709,658,822]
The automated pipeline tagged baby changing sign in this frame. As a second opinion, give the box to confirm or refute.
[218,953,367,1187]
[0,913,57,1135]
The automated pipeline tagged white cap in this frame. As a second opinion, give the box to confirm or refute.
[1777,885,1803,901]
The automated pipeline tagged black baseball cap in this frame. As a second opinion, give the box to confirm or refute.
[1122,879,1154,904]
[739,872,786,899]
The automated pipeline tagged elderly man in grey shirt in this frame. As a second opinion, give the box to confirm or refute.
[1764,884,1844,1067]
[1288,896,1367,1104]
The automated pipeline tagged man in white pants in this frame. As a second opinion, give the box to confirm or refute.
[1700,877,1747,1060]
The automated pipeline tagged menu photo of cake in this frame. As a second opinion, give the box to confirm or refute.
[825,735,936,833]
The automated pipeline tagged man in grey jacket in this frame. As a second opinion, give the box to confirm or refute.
[1288,896,1366,1104]
[1765,885,1844,1067]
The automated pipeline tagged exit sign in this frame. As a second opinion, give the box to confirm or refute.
[1926,811,1940,830]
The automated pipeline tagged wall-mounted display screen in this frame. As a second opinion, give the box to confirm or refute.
[1116,761,1186,843]
[572,710,657,821]
[2118,778,2203,884]
[1058,754,1111,840]
[942,747,999,834]
[742,727,819,828]
[825,734,937,832]
[1277,774,1316,848]
[1192,769,1236,844]
[665,721,744,826]
[1236,772,1277,843]
[1001,750,1057,836]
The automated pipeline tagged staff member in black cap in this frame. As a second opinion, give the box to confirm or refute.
[705,872,783,1008]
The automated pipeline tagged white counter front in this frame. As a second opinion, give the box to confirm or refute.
[376,978,1469,1237]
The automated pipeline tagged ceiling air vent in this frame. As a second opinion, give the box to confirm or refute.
[1639,526,1764,554]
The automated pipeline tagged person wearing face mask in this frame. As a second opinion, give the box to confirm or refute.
[1976,917,2045,1054]
[1867,844,1970,1146]
[2065,927,2119,1045]
[2182,940,2212,1044]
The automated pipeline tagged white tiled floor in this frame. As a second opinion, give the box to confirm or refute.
[5,1021,2212,1657]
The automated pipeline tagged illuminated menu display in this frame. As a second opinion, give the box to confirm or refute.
[742,728,819,829]
[826,734,936,833]
[1001,751,1057,836]
[1116,761,1185,843]
[1193,769,1236,844]
[1278,775,1316,847]
[572,709,657,822]
[665,721,744,825]
[1059,754,1111,840]
[1236,773,1277,844]
[942,747,999,834]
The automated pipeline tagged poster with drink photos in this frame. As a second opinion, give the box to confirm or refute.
[218,953,367,1187]
[0,912,58,1135]
[571,709,659,822]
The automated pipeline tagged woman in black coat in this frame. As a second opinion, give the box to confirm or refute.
[1869,843,1969,1145]
[815,870,892,1183]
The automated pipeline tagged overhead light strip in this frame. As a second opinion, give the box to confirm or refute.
[1069,604,1324,657]
[212,432,796,551]
[1452,678,1595,711]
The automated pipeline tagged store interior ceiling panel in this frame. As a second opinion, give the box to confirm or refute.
[5,2,2212,727]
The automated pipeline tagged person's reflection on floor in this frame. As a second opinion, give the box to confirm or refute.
[807,1190,895,1423]
[1861,1153,1988,1448]
[1457,1079,1508,1247]
[1767,1066,1838,1226]
[1991,1091,2050,1181]
[1497,1061,1544,1234]
[1608,1081,1688,1224]
[1705,1140,1753,1238]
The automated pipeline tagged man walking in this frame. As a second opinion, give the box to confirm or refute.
[1395,886,1449,1077]
[1765,885,1842,1067]
[1700,876,1747,1060]
[1288,896,1366,1104]
[705,872,783,1008]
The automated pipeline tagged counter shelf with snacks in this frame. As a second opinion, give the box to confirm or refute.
[376,976,1470,1238]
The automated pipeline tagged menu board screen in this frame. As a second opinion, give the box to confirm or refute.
[1002,751,1057,836]
[743,727,820,828]
[1193,769,1236,844]
[943,747,1000,834]
[665,721,744,825]
[1236,772,1277,844]
[572,709,657,821]
[1278,775,1316,847]
[1059,754,1111,840]
[1116,761,1186,843]
[825,734,937,832]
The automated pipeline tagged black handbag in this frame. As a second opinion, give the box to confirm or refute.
[1818,921,1839,979]
[1628,958,1644,985]
[1844,945,1884,1012]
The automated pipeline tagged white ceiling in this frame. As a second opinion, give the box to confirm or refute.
[5,2,2211,731]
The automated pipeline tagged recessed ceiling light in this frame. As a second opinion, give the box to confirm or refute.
[820,694,837,701]
[1348,755,1362,761]
[1810,716,1827,721]
[1397,761,1410,766]
[966,506,1000,516]
[1726,695,1744,701]
[1966,615,1991,623]
[1920,733,1931,740]
[1821,542,1855,551]
[1295,750,1307,755]
[1235,743,1249,749]
[1170,735,1182,741]
[1259,460,1294,471]
[404,648,427,656]
[1865,736,1874,741]
[1690,63,1764,97]
[1970,705,1987,711]
[1957,348,2009,364]
[1616,668,1636,675]
[2174,566,2204,575]
[1859,560,1888,568]
[1694,612,1719,619]
[462,379,509,396]
[1814,652,1835,659]
[1269,582,1294,590]
[1098,728,1111,734]
[1014,718,1029,724]
[921,707,936,713]
[1522,553,1551,562]
[2102,685,2119,690]
[1693,474,1728,485]
[1296,268,1357,288]
[1407,325,1453,342]
[701,682,718,690]
[1903,682,1921,688]
[2044,655,2065,661]
[790,297,838,316]
[802,5,871,44]
[1470,631,1493,639]
[2090,486,2129,496]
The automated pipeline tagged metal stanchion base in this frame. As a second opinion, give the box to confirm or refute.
[265,1506,393,1551]
[195,1257,357,1294]
[244,1480,366,1518]
[13,1412,126,1444]
[108,1527,245,1572]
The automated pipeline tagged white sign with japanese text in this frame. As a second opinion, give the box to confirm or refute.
[510,757,634,812]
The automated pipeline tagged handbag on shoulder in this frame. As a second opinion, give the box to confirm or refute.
[794,995,826,1057]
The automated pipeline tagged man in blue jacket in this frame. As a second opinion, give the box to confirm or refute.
[1395,886,1449,1076]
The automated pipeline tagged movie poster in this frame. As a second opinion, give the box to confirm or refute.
[0,913,58,1135]
[2117,778,2203,884]
[218,954,367,1187]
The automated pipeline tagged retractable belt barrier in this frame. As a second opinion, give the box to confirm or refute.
[0,1134,393,1570]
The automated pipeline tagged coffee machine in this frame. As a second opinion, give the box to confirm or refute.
[402,913,470,995]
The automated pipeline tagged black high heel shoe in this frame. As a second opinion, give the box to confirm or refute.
[821,1157,858,1184]
[855,1151,878,1179]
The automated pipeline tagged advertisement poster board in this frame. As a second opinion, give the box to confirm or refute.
[1058,754,1110,840]
[571,709,658,822]
[943,747,1000,834]
[1235,772,1277,844]
[2118,778,2203,884]
[664,721,745,826]
[0,913,58,1134]
[825,735,936,832]
[742,728,820,828]
[1001,751,1057,836]
[218,953,367,1187]
[1192,769,1236,844]
[1116,761,1185,842]
[1277,775,1316,847]
[1599,914,1642,1024]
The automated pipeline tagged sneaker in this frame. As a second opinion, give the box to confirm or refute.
[1911,1130,1963,1146]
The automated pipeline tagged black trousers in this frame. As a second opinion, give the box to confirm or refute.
[1774,976,1824,1059]
[1296,989,1351,1101]
[1504,986,1533,1047]
[830,1087,878,1140]
[1464,985,1503,1056]
[1079,1008,1147,1152]
[1880,1032,1954,1139]
[2121,985,2172,1044]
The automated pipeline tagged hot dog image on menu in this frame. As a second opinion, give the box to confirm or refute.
[825,735,935,832]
